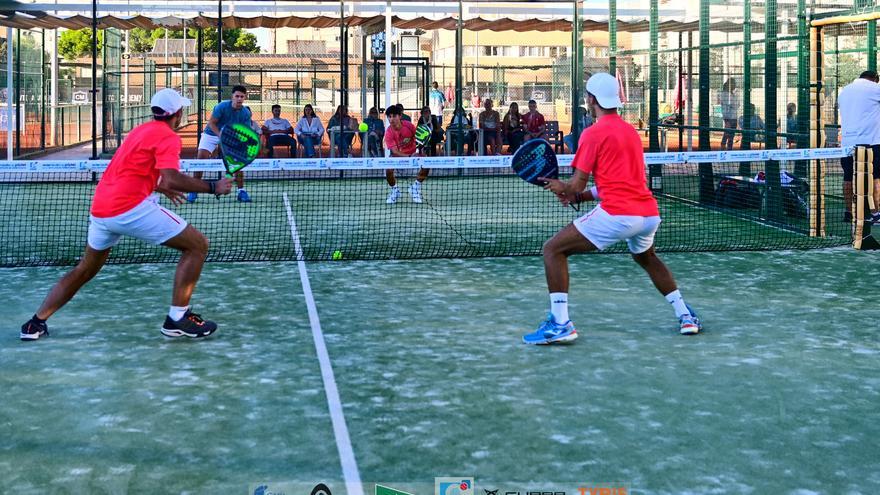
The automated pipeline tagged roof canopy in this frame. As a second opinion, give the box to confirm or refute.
[0,0,706,32]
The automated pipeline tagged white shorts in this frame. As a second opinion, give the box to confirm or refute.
[573,205,661,254]
[198,132,221,153]
[87,194,188,250]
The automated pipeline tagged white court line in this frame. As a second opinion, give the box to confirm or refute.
[283,192,364,495]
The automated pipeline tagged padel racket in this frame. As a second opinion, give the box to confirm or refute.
[511,139,578,211]
[219,123,261,178]
[511,139,559,185]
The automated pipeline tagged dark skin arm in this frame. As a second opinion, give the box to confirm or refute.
[159,169,233,196]
[538,168,595,207]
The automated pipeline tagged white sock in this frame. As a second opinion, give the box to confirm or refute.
[238,187,245,194]
[550,292,569,323]
[665,290,689,318]
[169,305,189,321]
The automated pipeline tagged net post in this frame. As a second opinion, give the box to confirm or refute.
[697,0,714,205]
[852,146,880,249]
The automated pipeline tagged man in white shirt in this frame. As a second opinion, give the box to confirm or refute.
[839,70,880,222]
[262,104,297,157]
[429,81,446,129]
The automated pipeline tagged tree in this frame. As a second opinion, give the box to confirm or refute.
[58,28,103,60]
[129,27,259,54]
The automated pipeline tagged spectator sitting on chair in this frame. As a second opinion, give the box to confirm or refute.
[262,104,297,158]
[523,99,546,142]
[564,106,594,153]
[417,106,441,157]
[738,103,765,144]
[502,102,525,154]
[294,104,324,158]
[328,105,359,157]
[447,109,476,156]
[396,103,412,122]
[479,99,503,155]
[363,106,385,157]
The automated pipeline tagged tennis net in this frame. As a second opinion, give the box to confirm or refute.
[0,149,852,267]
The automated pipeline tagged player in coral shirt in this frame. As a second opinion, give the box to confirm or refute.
[20,89,233,341]
[522,73,702,345]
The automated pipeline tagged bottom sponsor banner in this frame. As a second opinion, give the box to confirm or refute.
[244,482,629,495]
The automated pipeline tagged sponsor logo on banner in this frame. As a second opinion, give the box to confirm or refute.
[246,159,277,171]
[370,157,414,169]
[767,149,807,161]
[0,161,31,172]
[249,481,331,495]
[281,158,324,170]
[807,147,849,159]
[462,156,504,168]
[556,155,574,167]
[724,150,769,162]
[375,484,415,495]
[420,156,462,168]
[180,159,224,172]
[644,152,685,165]
[435,478,474,495]
[577,488,627,495]
[684,151,725,163]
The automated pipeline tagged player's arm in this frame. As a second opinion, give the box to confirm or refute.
[159,168,233,195]
[539,169,595,206]
[208,115,222,136]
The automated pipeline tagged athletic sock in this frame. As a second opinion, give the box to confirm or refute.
[665,290,689,318]
[549,292,569,323]
[31,314,46,324]
[169,305,189,321]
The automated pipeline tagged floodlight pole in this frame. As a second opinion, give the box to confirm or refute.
[91,0,98,159]
[571,0,582,152]
[6,27,12,160]
[455,0,463,155]
[217,0,223,102]
[384,1,391,113]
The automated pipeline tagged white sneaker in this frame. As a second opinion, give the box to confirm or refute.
[409,181,423,203]
[386,186,400,204]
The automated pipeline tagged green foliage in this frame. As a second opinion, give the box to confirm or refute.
[126,27,258,53]
[58,28,104,60]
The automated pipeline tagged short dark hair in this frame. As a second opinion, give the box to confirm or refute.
[586,92,610,111]
[152,106,178,121]
[231,85,247,95]
[860,70,879,81]
[386,105,401,116]
[271,104,281,111]
[528,99,537,105]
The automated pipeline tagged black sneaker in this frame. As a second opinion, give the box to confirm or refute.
[161,310,218,338]
[21,317,49,341]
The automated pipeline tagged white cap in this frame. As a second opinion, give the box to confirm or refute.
[585,72,622,109]
[150,88,192,117]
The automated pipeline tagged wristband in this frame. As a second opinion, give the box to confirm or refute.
[590,185,600,200]
[574,192,583,203]
[206,180,216,194]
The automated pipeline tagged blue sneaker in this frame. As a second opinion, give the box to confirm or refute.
[237,189,252,203]
[186,192,198,203]
[522,314,577,345]
[679,304,702,335]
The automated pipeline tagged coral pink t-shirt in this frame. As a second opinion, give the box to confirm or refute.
[572,113,659,216]
[91,120,181,218]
